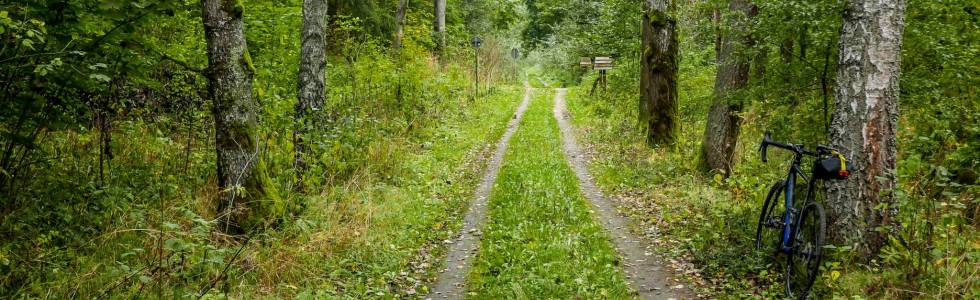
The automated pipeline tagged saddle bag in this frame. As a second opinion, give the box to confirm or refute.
[814,154,849,180]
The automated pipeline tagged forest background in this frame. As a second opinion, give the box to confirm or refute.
[0,0,976,298]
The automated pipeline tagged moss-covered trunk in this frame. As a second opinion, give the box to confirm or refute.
[202,0,284,234]
[640,0,679,146]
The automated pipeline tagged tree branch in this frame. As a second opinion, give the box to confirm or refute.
[84,2,162,52]
[157,51,206,75]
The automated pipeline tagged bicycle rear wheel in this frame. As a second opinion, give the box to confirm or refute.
[786,202,825,299]
[755,181,785,253]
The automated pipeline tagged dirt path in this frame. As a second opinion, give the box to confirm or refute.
[552,89,687,299]
[426,88,532,299]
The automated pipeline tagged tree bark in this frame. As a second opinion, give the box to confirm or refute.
[799,24,809,59]
[201,0,283,234]
[294,0,328,192]
[393,0,410,50]
[640,0,679,146]
[826,0,905,260]
[700,0,753,175]
[753,43,766,79]
[434,0,446,59]
[780,36,796,104]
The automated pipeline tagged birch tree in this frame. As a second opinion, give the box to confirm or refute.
[434,0,447,58]
[826,0,906,260]
[294,0,328,192]
[393,0,410,50]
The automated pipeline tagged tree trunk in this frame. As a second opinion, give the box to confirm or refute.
[434,0,446,59]
[700,0,753,175]
[780,36,796,104]
[294,0,328,192]
[826,0,905,260]
[393,0,410,50]
[640,0,679,146]
[202,0,283,234]
[799,24,808,59]
[753,43,766,79]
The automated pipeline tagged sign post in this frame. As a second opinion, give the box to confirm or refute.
[471,37,483,99]
[590,57,614,96]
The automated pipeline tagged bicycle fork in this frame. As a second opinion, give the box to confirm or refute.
[780,174,797,254]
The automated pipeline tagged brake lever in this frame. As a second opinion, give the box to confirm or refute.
[760,132,771,163]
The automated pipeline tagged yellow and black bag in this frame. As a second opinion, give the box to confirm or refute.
[814,151,850,180]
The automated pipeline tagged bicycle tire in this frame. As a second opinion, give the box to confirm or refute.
[755,180,785,253]
[785,202,825,299]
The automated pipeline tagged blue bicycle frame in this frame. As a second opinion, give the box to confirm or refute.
[779,160,815,254]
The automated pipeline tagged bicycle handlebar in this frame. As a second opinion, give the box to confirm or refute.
[760,132,833,163]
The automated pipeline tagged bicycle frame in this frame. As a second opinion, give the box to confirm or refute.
[779,154,817,254]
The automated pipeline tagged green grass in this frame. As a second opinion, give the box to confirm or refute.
[466,89,633,299]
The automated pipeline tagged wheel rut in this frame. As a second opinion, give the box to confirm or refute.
[426,87,532,299]
[552,88,688,299]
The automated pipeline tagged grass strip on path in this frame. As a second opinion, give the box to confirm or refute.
[466,89,633,299]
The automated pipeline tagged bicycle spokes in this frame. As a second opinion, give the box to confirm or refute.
[786,203,825,299]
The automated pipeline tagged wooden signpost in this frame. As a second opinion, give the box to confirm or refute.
[593,57,614,70]
[590,57,614,95]
[580,57,593,69]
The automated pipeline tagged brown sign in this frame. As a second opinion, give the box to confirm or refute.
[580,57,593,68]
[594,57,614,70]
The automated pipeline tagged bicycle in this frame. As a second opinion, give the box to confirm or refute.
[754,132,850,299]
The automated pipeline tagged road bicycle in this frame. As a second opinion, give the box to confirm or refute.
[755,132,850,299]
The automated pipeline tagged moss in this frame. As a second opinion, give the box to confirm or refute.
[238,155,287,231]
[242,49,256,74]
[646,9,676,28]
[220,114,287,232]
[222,0,245,17]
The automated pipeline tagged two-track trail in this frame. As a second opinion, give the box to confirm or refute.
[553,89,686,299]
[427,87,533,299]
[428,88,685,299]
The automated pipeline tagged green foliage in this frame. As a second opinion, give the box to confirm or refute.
[0,0,522,297]
[2,0,977,298]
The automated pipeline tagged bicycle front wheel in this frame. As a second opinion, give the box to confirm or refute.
[755,181,785,253]
[785,202,825,299]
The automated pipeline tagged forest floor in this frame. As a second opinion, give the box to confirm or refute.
[426,88,688,299]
